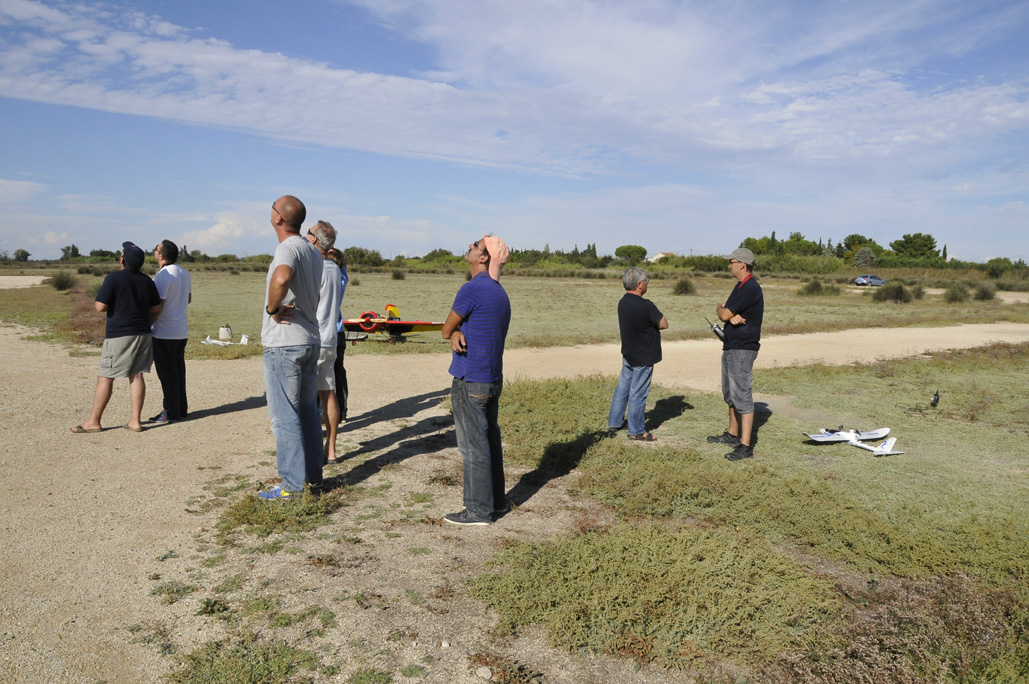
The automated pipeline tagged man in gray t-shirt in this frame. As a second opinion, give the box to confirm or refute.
[258,195,325,501]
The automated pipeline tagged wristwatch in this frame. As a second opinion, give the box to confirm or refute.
[266,305,280,316]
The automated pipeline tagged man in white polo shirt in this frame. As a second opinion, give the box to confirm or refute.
[150,239,192,423]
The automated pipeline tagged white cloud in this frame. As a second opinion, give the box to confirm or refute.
[0,0,1024,183]
[42,230,67,246]
[0,178,46,202]
[176,211,262,255]
[0,0,1026,261]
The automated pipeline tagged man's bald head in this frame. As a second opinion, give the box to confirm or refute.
[272,195,306,232]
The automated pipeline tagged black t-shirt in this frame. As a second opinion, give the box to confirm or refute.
[96,269,161,338]
[723,275,763,351]
[618,293,663,366]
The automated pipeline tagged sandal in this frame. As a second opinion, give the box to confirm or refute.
[627,432,656,442]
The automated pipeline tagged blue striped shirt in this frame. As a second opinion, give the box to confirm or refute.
[448,272,511,383]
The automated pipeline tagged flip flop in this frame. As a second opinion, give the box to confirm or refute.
[71,425,101,434]
[123,424,144,433]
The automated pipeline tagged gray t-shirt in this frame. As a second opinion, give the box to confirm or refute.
[261,235,323,348]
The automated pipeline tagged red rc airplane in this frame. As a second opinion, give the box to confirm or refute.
[342,304,444,344]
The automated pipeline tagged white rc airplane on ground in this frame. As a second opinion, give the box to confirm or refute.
[848,436,905,457]
[803,427,904,457]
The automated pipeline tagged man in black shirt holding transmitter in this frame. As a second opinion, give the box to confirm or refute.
[708,248,764,461]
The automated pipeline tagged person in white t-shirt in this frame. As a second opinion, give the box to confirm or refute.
[150,240,192,422]
[305,221,343,464]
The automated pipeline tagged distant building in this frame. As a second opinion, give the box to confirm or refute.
[648,252,677,263]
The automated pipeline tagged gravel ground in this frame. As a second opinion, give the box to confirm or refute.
[2,313,1028,683]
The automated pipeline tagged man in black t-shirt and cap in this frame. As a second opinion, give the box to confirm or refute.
[71,241,162,433]
[708,247,764,461]
[607,266,668,442]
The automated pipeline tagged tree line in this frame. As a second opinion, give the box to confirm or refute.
[3,232,1023,276]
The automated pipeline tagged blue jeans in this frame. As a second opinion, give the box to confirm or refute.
[451,377,505,521]
[264,344,323,493]
[608,358,654,435]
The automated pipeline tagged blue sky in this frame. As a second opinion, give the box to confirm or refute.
[0,0,1026,262]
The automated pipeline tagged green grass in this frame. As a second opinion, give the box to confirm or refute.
[3,270,1027,359]
[150,581,199,605]
[473,524,841,668]
[166,630,319,684]
[480,344,1029,679]
[216,488,350,543]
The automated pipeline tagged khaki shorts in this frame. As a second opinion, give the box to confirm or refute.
[317,347,337,391]
[99,334,153,379]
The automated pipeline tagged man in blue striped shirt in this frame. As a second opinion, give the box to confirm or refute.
[441,236,511,526]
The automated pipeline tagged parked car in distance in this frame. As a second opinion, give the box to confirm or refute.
[854,274,886,286]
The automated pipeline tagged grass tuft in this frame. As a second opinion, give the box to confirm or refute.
[467,651,544,683]
[347,668,393,683]
[166,630,319,684]
[216,488,349,542]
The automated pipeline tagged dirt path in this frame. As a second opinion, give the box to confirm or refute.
[1,321,1028,682]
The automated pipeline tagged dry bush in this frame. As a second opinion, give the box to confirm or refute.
[872,282,912,303]
[672,276,696,295]
[945,283,969,303]
[973,283,996,301]
[798,278,841,296]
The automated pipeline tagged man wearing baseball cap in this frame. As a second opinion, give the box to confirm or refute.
[708,247,764,461]
[71,241,162,433]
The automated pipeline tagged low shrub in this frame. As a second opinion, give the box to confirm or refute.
[391,269,406,280]
[798,279,840,296]
[911,283,925,300]
[974,283,996,301]
[49,271,77,291]
[671,277,696,295]
[872,282,911,303]
[945,283,970,303]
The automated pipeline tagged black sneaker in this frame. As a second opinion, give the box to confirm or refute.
[707,431,740,446]
[443,509,492,526]
[493,497,512,517]
[725,443,754,461]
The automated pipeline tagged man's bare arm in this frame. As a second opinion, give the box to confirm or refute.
[266,264,295,324]
[441,310,466,352]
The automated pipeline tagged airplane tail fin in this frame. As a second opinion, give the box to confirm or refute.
[872,437,904,456]
[385,304,400,320]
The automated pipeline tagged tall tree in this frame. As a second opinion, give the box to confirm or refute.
[890,233,939,260]
[853,246,876,268]
[60,244,80,260]
[614,244,647,265]
[13,249,30,261]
